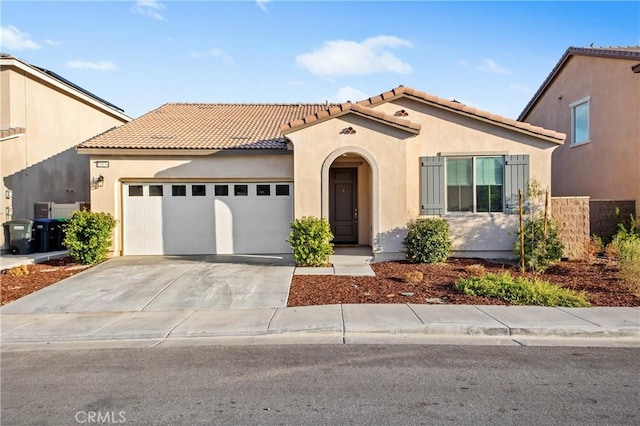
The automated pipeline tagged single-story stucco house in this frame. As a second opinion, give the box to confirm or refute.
[77,86,565,260]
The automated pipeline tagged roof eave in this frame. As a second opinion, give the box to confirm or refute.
[281,104,420,136]
[519,46,640,120]
[77,147,292,156]
[396,93,565,144]
[1,56,131,123]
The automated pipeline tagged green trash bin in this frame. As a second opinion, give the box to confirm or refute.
[4,219,34,254]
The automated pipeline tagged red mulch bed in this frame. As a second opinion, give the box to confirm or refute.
[1,257,91,306]
[3,257,638,308]
[287,258,640,307]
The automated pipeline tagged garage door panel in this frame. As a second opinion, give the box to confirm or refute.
[123,182,292,255]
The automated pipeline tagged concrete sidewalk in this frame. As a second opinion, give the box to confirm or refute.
[2,304,638,350]
[0,250,69,270]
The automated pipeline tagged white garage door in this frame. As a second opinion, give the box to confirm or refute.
[123,182,293,255]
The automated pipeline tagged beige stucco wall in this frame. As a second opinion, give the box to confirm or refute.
[1,61,129,249]
[523,55,640,214]
[288,98,560,259]
[87,154,293,255]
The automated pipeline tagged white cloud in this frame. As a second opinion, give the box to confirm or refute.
[0,25,40,50]
[45,39,62,47]
[257,0,271,14]
[477,59,510,74]
[328,86,369,103]
[509,83,529,94]
[66,60,116,71]
[131,0,166,21]
[189,48,235,65]
[296,35,412,77]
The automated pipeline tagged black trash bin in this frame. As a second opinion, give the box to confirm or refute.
[53,218,67,251]
[34,219,58,252]
[4,219,34,254]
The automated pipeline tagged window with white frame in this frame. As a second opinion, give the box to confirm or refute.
[570,97,590,145]
[446,156,504,213]
[420,154,528,216]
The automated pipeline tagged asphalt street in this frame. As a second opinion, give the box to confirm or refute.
[1,345,638,425]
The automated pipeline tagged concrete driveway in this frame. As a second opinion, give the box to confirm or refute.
[1,255,295,314]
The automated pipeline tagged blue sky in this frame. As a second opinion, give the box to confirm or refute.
[2,1,639,119]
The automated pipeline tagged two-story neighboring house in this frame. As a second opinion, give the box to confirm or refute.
[519,46,640,235]
[1,53,131,251]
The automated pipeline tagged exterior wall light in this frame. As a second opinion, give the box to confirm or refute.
[93,175,104,188]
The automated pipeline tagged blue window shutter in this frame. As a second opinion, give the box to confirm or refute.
[504,154,530,214]
[420,156,445,215]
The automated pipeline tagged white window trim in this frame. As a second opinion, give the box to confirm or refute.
[445,156,505,214]
[569,96,591,146]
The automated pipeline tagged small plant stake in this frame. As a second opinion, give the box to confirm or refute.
[542,190,549,261]
[519,189,525,272]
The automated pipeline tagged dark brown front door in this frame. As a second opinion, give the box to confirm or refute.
[329,168,357,244]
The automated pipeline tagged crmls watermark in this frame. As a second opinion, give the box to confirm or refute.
[75,411,126,424]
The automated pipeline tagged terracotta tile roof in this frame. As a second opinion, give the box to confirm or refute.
[80,85,564,151]
[79,103,332,150]
[0,127,26,139]
[280,101,421,134]
[519,46,640,120]
[357,86,565,142]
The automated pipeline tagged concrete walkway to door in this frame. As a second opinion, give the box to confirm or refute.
[1,254,295,314]
[294,246,375,276]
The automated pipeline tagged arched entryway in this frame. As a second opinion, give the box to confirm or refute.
[321,147,378,248]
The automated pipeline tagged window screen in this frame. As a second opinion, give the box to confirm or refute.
[446,158,473,212]
[475,157,503,212]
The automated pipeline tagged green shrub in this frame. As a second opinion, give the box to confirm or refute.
[609,217,640,294]
[515,217,564,273]
[403,218,452,263]
[454,272,589,307]
[286,216,334,267]
[63,210,117,265]
[614,213,639,242]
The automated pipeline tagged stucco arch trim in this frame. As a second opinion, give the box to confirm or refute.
[321,146,379,249]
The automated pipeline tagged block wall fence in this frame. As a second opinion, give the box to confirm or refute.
[550,197,637,259]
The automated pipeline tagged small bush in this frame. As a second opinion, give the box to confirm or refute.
[403,270,424,284]
[605,243,618,261]
[286,216,334,267]
[615,213,640,241]
[464,264,486,277]
[63,210,117,265]
[403,218,452,263]
[454,272,589,307]
[8,265,29,277]
[515,217,564,273]
[583,235,605,261]
[609,218,640,295]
